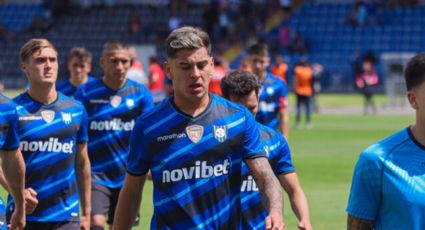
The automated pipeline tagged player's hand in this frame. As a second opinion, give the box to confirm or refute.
[24,188,38,214]
[9,205,25,230]
[298,220,312,230]
[265,212,285,230]
[79,215,90,230]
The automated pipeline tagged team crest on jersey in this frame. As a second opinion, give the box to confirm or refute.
[110,95,122,108]
[126,99,135,108]
[41,110,55,123]
[186,125,204,143]
[267,87,274,95]
[61,112,72,124]
[213,125,228,143]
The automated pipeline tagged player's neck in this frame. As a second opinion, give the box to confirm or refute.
[410,122,425,146]
[28,84,58,105]
[258,71,266,82]
[174,93,210,117]
[102,76,126,91]
[70,76,88,88]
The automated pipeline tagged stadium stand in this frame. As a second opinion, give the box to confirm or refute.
[0,0,424,92]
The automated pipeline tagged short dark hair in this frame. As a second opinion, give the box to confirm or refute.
[68,47,92,64]
[248,43,269,57]
[102,41,129,57]
[405,53,425,90]
[165,26,211,59]
[221,70,261,100]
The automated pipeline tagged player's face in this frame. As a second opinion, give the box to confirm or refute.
[166,47,214,102]
[230,90,259,116]
[251,55,270,77]
[21,47,58,85]
[101,49,131,82]
[68,57,91,82]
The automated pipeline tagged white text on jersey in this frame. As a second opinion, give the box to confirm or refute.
[20,138,74,154]
[90,119,135,131]
[162,159,231,183]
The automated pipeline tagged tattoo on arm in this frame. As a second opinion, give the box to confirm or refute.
[248,157,282,214]
[347,215,374,230]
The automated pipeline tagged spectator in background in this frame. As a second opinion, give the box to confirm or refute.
[56,47,95,97]
[312,63,324,113]
[356,60,379,115]
[290,33,309,55]
[148,56,166,104]
[270,54,288,83]
[294,59,314,129]
[127,16,142,41]
[126,47,148,86]
[208,58,227,96]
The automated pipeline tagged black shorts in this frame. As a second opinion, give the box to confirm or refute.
[24,221,79,230]
[91,183,139,225]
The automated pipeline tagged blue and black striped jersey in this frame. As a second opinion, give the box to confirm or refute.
[256,72,288,130]
[75,78,154,188]
[240,123,294,229]
[56,76,95,97]
[127,94,266,229]
[0,93,19,151]
[7,92,88,222]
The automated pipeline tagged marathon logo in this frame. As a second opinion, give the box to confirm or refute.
[157,133,186,142]
[162,159,231,183]
[241,175,259,192]
[90,118,135,131]
[20,138,74,154]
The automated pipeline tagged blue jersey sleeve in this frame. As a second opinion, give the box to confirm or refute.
[274,136,295,174]
[126,117,150,175]
[77,107,89,143]
[2,108,20,150]
[346,151,382,220]
[140,86,154,113]
[243,109,266,159]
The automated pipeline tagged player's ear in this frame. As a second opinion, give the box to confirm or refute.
[99,56,105,69]
[20,62,27,74]
[164,61,172,80]
[407,90,418,110]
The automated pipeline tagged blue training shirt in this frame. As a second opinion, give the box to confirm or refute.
[0,93,20,151]
[347,127,425,229]
[56,76,95,97]
[127,94,266,229]
[241,123,295,229]
[256,72,288,130]
[8,92,88,222]
[74,78,154,188]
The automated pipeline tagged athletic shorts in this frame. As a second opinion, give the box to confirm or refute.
[91,183,139,225]
[24,221,79,230]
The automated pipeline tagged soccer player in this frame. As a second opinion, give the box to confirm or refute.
[56,47,95,97]
[0,94,26,230]
[346,53,425,229]
[74,41,154,229]
[114,26,284,230]
[221,70,312,230]
[249,44,289,138]
[10,38,91,229]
